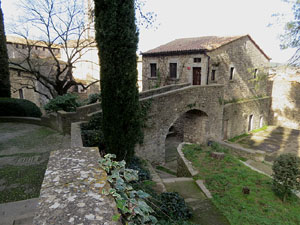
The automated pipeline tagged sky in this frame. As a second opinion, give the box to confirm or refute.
[1,0,297,63]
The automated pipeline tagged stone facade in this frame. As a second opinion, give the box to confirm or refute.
[142,35,270,101]
[223,97,271,139]
[270,71,300,129]
[9,69,48,108]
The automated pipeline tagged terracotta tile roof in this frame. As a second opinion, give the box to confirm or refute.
[142,35,271,60]
[143,35,243,54]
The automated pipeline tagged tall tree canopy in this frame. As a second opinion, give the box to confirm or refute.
[94,0,141,162]
[281,0,300,65]
[0,0,10,97]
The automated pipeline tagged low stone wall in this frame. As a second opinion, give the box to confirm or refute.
[139,83,191,99]
[216,140,265,162]
[177,142,199,177]
[71,122,87,148]
[33,147,120,225]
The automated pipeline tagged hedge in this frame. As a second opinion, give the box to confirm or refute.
[0,98,42,117]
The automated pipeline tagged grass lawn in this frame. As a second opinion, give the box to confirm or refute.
[183,144,300,225]
[228,125,268,142]
[0,162,48,203]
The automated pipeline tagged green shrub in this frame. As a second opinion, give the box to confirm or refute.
[81,113,105,150]
[87,93,101,104]
[127,156,151,182]
[272,153,300,201]
[155,192,192,221]
[0,98,41,117]
[44,93,80,113]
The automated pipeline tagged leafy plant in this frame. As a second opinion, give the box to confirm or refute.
[87,93,101,104]
[44,93,80,112]
[81,113,105,150]
[272,153,300,202]
[127,156,151,182]
[155,192,192,221]
[99,154,157,225]
[0,98,42,117]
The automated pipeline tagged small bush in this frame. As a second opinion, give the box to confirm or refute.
[127,156,151,182]
[272,153,300,201]
[155,192,192,221]
[0,98,42,117]
[81,113,105,150]
[44,93,80,113]
[211,142,229,153]
[87,93,101,104]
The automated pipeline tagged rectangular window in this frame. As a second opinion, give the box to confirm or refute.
[17,71,21,77]
[211,69,216,81]
[15,44,19,48]
[150,63,157,77]
[19,89,24,99]
[230,67,235,80]
[43,47,46,51]
[22,44,26,49]
[254,69,258,79]
[169,63,177,78]
[35,46,38,50]
[194,58,201,63]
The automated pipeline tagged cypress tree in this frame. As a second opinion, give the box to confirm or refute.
[94,0,141,162]
[0,1,10,97]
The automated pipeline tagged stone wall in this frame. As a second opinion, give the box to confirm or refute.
[142,53,209,91]
[139,83,190,99]
[10,69,43,108]
[136,84,224,164]
[223,97,271,139]
[33,147,120,225]
[270,73,300,129]
[208,36,270,101]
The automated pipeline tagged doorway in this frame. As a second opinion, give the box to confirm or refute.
[248,115,253,132]
[193,67,201,85]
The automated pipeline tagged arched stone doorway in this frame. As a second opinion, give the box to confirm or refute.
[165,109,209,163]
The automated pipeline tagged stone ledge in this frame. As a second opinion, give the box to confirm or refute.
[177,142,199,177]
[195,180,212,199]
[71,122,87,148]
[33,147,120,225]
[216,140,265,162]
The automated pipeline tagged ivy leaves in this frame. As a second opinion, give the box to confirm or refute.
[99,154,157,224]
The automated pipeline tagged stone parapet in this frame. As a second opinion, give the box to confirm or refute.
[216,140,265,162]
[33,147,120,225]
[139,83,191,99]
[177,142,199,177]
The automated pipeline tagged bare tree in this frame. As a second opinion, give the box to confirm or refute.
[8,0,99,99]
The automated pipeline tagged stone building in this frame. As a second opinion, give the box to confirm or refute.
[269,65,300,130]
[142,35,272,140]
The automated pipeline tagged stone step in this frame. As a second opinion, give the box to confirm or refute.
[13,216,34,225]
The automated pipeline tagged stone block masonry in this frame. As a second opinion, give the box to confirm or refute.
[33,147,120,225]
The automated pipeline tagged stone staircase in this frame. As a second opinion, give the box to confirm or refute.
[155,160,230,225]
[0,198,38,225]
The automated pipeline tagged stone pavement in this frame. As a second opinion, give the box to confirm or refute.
[0,198,38,225]
[237,126,300,162]
[0,123,70,224]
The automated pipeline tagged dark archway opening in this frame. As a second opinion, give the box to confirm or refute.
[165,109,208,165]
